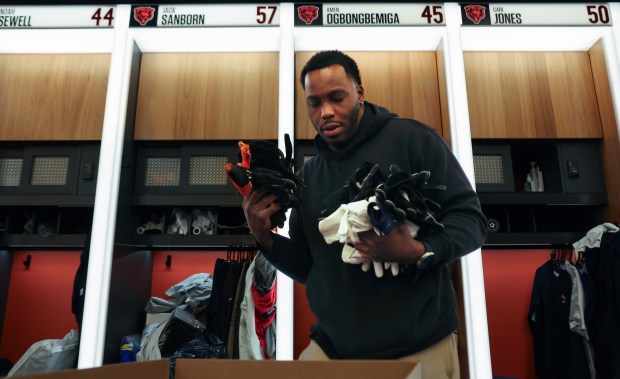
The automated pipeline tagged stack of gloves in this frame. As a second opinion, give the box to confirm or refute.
[318,163,446,278]
[225,134,304,228]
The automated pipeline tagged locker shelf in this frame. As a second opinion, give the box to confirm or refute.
[2,234,87,248]
[134,234,255,249]
[484,232,584,247]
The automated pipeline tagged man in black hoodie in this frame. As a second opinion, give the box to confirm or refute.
[243,50,487,378]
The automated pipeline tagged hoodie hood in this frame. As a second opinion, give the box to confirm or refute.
[314,101,398,161]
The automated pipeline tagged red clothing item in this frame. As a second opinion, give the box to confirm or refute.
[251,279,276,359]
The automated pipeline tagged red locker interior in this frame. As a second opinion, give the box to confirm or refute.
[0,251,80,365]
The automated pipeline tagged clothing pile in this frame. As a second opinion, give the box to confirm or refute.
[318,162,446,277]
[133,252,277,366]
[136,273,222,362]
[225,134,304,228]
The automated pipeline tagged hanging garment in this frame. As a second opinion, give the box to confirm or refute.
[206,258,231,342]
[253,253,277,359]
[218,260,246,345]
[563,262,596,378]
[251,254,277,360]
[582,230,620,378]
[238,259,263,359]
[528,260,591,379]
[226,260,250,358]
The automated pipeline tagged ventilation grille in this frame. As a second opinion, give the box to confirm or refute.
[473,155,505,184]
[0,158,23,187]
[145,157,181,186]
[31,156,70,186]
[189,156,228,186]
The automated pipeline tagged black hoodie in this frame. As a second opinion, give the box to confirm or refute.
[263,101,487,359]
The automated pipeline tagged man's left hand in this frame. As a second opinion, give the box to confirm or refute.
[355,222,425,264]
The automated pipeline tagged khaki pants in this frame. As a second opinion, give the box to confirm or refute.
[299,333,460,379]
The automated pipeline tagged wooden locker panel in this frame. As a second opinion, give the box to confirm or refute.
[0,54,110,141]
[295,51,443,140]
[464,51,603,139]
[134,52,279,141]
[588,40,620,223]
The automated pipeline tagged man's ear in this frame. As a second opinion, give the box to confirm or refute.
[356,84,365,102]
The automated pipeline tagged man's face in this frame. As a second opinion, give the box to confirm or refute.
[304,64,365,151]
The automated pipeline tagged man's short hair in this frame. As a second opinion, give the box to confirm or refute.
[300,50,362,88]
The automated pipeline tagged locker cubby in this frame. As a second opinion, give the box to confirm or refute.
[3,207,58,236]
[57,207,94,235]
[474,139,608,246]
[0,206,90,248]
[483,204,604,246]
[133,206,219,236]
[509,143,563,193]
[131,205,252,248]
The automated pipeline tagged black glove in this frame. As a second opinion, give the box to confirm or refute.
[226,134,305,229]
[322,162,386,217]
[374,164,446,233]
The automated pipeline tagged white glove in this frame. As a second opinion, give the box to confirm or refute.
[320,199,410,278]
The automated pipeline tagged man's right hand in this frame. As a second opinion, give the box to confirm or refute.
[242,187,281,251]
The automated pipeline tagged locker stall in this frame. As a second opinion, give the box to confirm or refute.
[0,25,114,373]
[95,21,283,364]
[461,20,620,379]
[290,14,483,376]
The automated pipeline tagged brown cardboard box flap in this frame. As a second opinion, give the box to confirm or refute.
[176,359,420,379]
[13,359,420,379]
[12,359,169,379]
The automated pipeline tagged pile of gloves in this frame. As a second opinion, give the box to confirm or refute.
[225,134,304,229]
[318,162,446,278]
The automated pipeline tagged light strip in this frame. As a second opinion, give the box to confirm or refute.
[129,27,280,52]
[462,26,606,51]
[294,26,443,51]
[77,4,132,369]
[276,2,295,361]
[0,29,114,53]
[444,3,493,379]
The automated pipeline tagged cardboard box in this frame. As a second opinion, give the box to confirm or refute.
[14,359,421,379]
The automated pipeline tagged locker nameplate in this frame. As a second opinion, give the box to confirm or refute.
[129,4,280,27]
[0,6,115,28]
[294,3,445,26]
[460,3,612,26]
